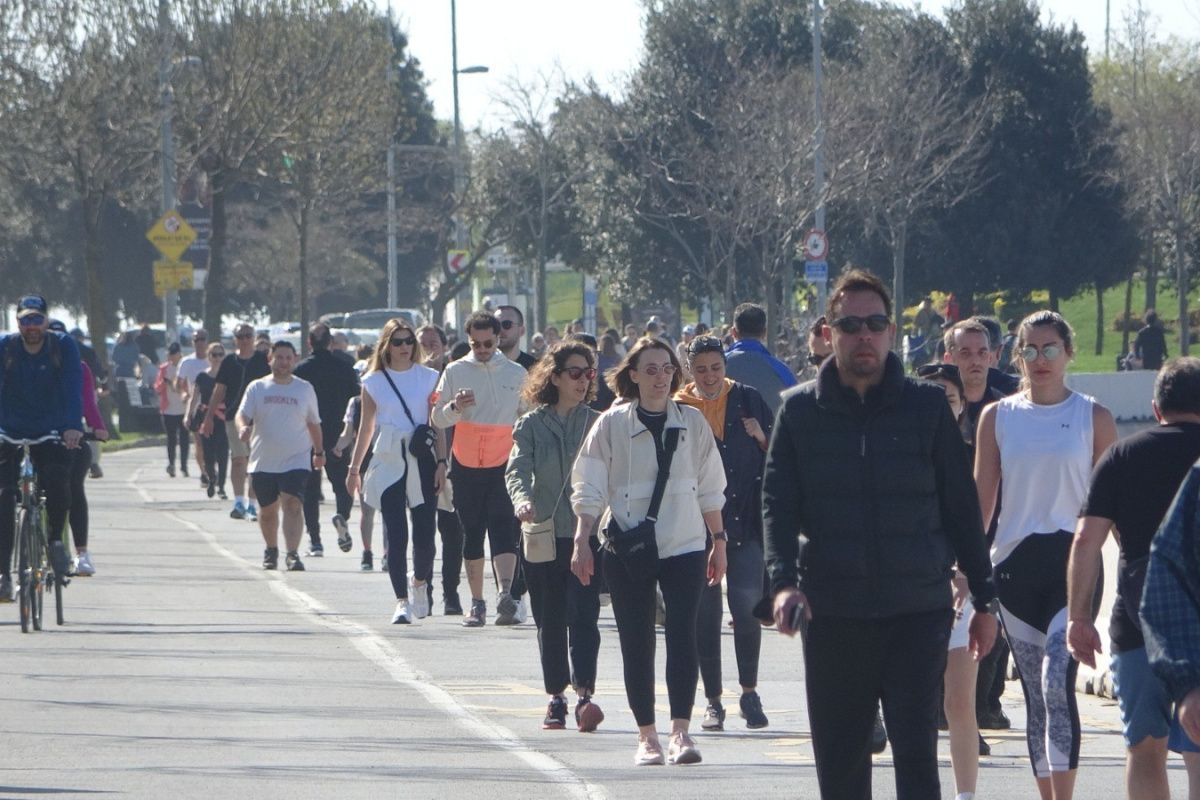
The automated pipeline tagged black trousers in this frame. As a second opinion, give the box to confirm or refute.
[69,443,91,550]
[698,538,764,696]
[302,448,352,544]
[0,441,73,571]
[163,414,188,467]
[524,536,601,695]
[438,508,463,598]
[804,609,954,800]
[200,422,229,493]
[604,547,707,726]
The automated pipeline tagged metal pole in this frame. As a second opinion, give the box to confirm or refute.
[159,0,178,345]
[387,63,398,308]
[812,0,827,317]
[451,0,465,250]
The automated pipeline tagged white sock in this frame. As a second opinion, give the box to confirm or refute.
[956,793,975,800]
[235,495,246,506]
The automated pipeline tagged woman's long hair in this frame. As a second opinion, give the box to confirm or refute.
[366,318,423,375]
[522,341,597,407]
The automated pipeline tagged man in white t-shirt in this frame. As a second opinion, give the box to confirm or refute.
[177,329,210,485]
[236,341,323,572]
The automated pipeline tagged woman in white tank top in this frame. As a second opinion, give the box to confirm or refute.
[975,311,1117,800]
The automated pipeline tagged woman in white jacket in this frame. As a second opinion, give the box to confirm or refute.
[571,337,727,767]
[346,319,446,625]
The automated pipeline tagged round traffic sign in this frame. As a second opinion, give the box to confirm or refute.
[804,229,828,261]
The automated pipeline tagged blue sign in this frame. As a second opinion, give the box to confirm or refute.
[804,261,828,282]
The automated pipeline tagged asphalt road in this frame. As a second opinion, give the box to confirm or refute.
[0,446,1190,799]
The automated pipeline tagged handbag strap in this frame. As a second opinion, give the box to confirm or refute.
[380,368,419,428]
[645,426,680,523]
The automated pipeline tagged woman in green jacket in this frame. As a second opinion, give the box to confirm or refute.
[506,341,603,732]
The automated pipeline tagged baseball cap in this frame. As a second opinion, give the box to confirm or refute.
[47,319,68,333]
[16,294,48,319]
[683,325,695,335]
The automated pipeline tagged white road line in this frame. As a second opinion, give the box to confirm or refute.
[140,477,607,800]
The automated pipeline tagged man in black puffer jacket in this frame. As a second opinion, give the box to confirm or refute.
[763,269,998,800]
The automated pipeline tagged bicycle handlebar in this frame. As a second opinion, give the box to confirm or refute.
[0,433,65,447]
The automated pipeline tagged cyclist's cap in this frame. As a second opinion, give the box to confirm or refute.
[168,342,182,355]
[16,294,47,319]
[47,319,67,333]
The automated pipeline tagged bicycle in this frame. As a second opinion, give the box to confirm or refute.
[1,433,70,632]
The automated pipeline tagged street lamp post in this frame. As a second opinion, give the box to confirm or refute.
[450,0,487,251]
[159,0,178,347]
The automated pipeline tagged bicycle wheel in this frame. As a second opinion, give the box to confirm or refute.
[30,509,45,631]
[44,507,63,627]
[16,507,34,633]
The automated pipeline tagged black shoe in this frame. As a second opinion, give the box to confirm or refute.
[978,708,1011,730]
[166,464,175,477]
[206,478,215,498]
[739,691,769,729]
[444,592,463,616]
[200,473,209,488]
[180,464,189,477]
[48,541,72,580]
[870,710,888,754]
[701,701,726,731]
[463,599,486,627]
[0,573,13,603]
[978,732,991,756]
[543,696,568,730]
[217,488,228,500]
[262,547,279,570]
[305,545,324,558]
[360,551,373,571]
[285,552,305,571]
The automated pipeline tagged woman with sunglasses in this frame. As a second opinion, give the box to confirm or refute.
[975,311,1117,800]
[505,342,604,731]
[675,335,774,732]
[571,337,727,766]
[346,319,445,624]
[186,343,230,499]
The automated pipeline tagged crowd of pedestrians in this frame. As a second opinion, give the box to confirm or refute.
[8,283,1200,798]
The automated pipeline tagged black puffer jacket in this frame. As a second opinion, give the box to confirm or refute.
[762,352,994,619]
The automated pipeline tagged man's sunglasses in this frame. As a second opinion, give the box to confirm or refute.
[831,315,890,334]
[807,353,828,366]
[556,366,597,381]
[499,320,517,330]
[916,363,961,380]
[469,339,496,350]
[17,314,45,326]
[391,336,416,347]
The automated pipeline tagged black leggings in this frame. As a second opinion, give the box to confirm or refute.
[525,537,602,695]
[303,449,352,542]
[69,444,91,550]
[604,547,707,726]
[163,414,188,467]
[379,460,436,600]
[451,462,518,559]
[698,538,764,696]
[200,421,228,492]
[439,508,463,597]
[0,441,72,571]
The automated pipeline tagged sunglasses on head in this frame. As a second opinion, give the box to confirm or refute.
[831,314,890,334]
[1020,344,1063,362]
[17,314,45,326]
[916,363,961,380]
[390,336,416,347]
[687,336,724,357]
[498,319,516,330]
[556,366,597,381]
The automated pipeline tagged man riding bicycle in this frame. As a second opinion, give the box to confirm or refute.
[0,295,83,600]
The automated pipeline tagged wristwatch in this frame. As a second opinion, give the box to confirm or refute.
[972,596,1000,614]
[711,531,728,542]
[437,458,448,465]
[313,451,324,457]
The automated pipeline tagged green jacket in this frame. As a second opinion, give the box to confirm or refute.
[506,403,599,539]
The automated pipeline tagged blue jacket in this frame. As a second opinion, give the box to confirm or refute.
[724,339,797,416]
[1141,461,1200,703]
[0,331,84,439]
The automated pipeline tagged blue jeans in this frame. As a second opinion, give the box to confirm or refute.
[698,537,764,696]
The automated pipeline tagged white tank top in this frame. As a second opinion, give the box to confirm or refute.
[991,390,1095,566]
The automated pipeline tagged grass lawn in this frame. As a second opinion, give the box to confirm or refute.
[1048,280,1195,374]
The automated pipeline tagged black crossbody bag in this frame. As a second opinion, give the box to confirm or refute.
[605,426,680,581]
[380,369,437,464]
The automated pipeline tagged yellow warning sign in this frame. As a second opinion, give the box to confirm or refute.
[153,260,195,297]
[147,210,197,261]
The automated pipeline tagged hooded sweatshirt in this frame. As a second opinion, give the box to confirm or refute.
[675,377,733,440]
[432,349,528,468]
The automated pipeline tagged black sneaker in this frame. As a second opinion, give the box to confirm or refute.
[444,592,463,616]
[543,696,568,730]
[978,708,1011,730]
[305,545,324,558]
[285,552,305,572]
[871,710,888,754]
[701,701,726,731]
[48,541,72,581]
[978,732,991,756]
[463,599,486,628]
[262,547,279,570]
[739,691,768,729]
[166,464,175,477]
[180,463,189,477]
[360,551,373,571]
[200,473,209,488]
[0,573,13,603]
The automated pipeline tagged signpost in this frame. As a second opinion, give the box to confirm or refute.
[447,249,469,274]
[147,209,197,262]
[153,260,195,298]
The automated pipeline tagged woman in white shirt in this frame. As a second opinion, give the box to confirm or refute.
[346,319,447,625]
[571,337,727,767]
[975,311,1117,800]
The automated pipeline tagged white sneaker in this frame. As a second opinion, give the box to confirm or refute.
[409,577,430,619]
[73,552,96,577]
[391,599,412,624]
[514,597,528,624]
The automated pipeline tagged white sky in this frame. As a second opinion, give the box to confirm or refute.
[384,0,1200,131]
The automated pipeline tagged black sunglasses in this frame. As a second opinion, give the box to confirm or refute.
[831,314,890,334]
[391,336,416,347]
[499,319,516,330]
[556,366,597,380]
[916,363,961,380]
[807,353,828,366]
[687,335,725,357]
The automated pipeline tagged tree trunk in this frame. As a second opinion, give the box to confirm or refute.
[535,245,547,336]
[1121,269,1134,355]
[1049,288,1059,313]
[1094,280,1104,356]
[298,201,310,357]
[1177,224,1190,356]
[891,220,907,353]
[82,194,110,363]
[1145,242,1159,313]
[203,166,228,338]
[534,148,549,335]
